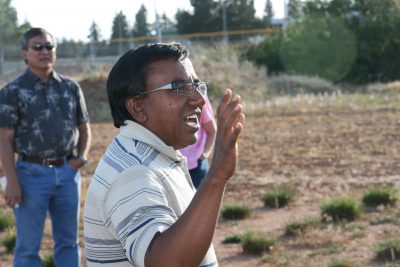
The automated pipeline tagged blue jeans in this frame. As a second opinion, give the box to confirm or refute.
[13,160,81,267]
[189,158,209,189]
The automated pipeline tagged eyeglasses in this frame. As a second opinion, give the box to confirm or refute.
[29,43,55,51]
[139,80,208,97]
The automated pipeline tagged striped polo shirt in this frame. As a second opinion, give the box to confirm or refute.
[83,120,218,266]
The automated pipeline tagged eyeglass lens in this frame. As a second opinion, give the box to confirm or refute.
[177,82,207,96]
[31,43,55,51]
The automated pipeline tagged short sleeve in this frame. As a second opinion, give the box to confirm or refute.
[0,84,19,129]
[75,82,90,125]
[104,168,176,267]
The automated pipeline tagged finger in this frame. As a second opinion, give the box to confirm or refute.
[218,94,242,126]
[217,89,232,116]
[220,103,243,139]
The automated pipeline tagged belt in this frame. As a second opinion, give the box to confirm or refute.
[20,155,69,167]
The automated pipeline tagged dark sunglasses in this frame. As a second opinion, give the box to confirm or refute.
[30,43,55,51]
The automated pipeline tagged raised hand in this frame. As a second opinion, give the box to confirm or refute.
[208,88,245,182]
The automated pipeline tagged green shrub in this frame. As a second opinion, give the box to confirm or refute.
[374,239,400,262]
[328,258,359,267]
[221,203,251,220]
[262,186,295,208]
[241,230,278,255]
[284,217,320,237]
[222,234,242,244]
[362,186,398,208]
[0,211,13,231]
[42,253,56,267]
[2,228,16,253]
[320,196,361,223]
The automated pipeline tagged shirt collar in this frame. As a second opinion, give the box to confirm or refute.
[119,120,184,162]
[24,68,62,84]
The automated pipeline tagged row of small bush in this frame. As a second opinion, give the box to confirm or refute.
[221,185,398,222]
[220,185,399,264]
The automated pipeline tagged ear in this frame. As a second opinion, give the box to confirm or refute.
[21,50,28,63]
[126,97,147,123]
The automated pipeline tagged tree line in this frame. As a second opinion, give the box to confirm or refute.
[0,0,272,63]
[2,0,400,85]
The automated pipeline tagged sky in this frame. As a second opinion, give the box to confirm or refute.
[11,0,285,42]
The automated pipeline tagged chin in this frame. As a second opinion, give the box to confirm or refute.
[177,136,198,150]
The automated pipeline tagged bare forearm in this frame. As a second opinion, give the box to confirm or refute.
[77,122,91,157]
[0,129,17,183]
[0,128,21,207]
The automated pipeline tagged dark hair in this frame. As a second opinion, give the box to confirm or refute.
[21,27,56,50]
[106,42,189,128]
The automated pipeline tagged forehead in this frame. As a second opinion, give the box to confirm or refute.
[148,58,195,78]
[28,33,54,44]
[146,58,197,88]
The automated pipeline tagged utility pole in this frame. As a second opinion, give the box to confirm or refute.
[221,0,228,43]
[154,0,162,42]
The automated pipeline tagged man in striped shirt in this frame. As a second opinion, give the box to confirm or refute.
[84,42,245,267]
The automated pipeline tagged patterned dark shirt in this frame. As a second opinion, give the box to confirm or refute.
[0,69,89,158]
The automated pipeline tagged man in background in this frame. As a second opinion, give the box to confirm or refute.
[0,27,91,267]
[84,42,244,266]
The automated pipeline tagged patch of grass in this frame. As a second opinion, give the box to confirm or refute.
[284,217,321,237]
[261,251,299,265]
[221,203,251,220]
[308,245,343,257]
[370,215,400,226]
[241,230,278,255]
[362,186,398,208]
[262,185,295,208]
[0,211,13,231]
[2,227,16,253]
[374,239,400,262]
[222,234,242,244]
[328,258,359,267]
[42,253,55,267]
[320,196,361,223]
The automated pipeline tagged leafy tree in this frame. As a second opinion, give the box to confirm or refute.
[326,0,352,17]
[57,38,86,58]
[176,0,220,34]
[224,0,264,30]
[0,0,24,73]
[159,13,177,35]
[245,0,400,84]
[133,4,149,38]
[287,0,301,19]
[88,21,101,42]
[245,31,285,74]
[281,17,357,82]
[110,11,130,55]
[87,21,101,58]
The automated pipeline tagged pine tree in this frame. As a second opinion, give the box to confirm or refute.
[263,0,274,26]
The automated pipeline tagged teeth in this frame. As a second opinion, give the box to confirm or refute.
[185,114,199,126]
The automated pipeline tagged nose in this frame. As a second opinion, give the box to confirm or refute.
[187,88,206,107]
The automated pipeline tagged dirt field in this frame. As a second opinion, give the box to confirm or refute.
[1,96,400,266]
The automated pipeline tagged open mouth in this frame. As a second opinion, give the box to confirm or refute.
[184,113,200,129]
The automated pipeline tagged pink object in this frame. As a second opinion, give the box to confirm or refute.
[180,97,214,170]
